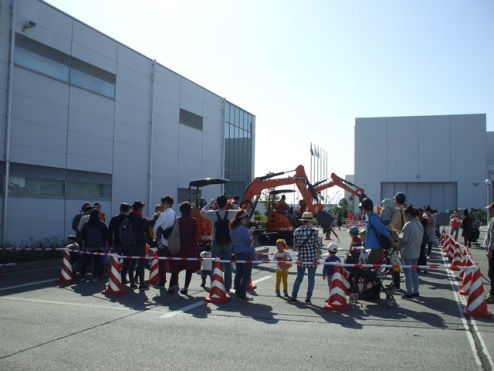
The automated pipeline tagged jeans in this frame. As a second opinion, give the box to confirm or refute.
[403,258,419,295]
[170,270,193,290]
[451,227,459,241]
[233,252,253,298]
[211,241,233,291]
[129,243,146,285]
[157,247,168,285]
[291,265,317,300]
[201,270,212,286]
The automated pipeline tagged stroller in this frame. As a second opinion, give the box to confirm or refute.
[470,223,480,247]
[344,244,396,308]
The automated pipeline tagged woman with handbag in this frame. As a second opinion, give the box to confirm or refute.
[168,201,201,294]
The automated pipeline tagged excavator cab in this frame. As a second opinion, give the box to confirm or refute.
[188,178,229,247]
[262,189,298,246]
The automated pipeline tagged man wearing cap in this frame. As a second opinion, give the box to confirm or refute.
[288,211,323,304]
[387,192,406,290]
[153,195,176,289]
[485,202,494,303]
[128,201,150,289]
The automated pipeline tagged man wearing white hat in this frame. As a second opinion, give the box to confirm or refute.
[288,212,323,304]
[485,201,494,303]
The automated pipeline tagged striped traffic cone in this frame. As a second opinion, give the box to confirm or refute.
[450,243,463,271]
[447,241,456,263]
[102,254,127,296]
[342,268,351,295]
[464,266,493,318]
[247,278,257,291]
[146,252,159,285]
[441,234,451,253]
[458,256,475,296]
[204,262,230,303]
[457,245,471,281]
[324,265,350,311]
[56,249,76,284]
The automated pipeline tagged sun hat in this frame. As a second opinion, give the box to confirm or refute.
[299,211,315,222]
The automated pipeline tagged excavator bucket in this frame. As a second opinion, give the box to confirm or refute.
[314,210,334,235]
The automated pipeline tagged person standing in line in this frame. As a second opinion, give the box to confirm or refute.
[273,239,292,297]
[387,192,406,290]
[168,202,201,295]
[128,201,150,290]
[423,206,437,256]
[484,202,494,303]
[77,204,93,237]
[229,210,256,300]
[399,206,424,298]
[200,195,239,293]
[288,212,323,305]
[417,208,429,272]
[322,243,340,294]
[72,203,91,243]
[80,209,109,281]
[461,209,473,247]
[450,210,461,240]
[108,203,131,281]
[361,198,396,264]
[94,203,106,223]
[153,195,176,289]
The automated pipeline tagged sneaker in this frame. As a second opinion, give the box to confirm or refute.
[200,282,206,289]
[275,290,281,297]
[167,288,176,294]
[305,298,311,304]
[284,291,289,297]
[288,298,298,304]
[139,284,149,290]
[411,292,420,298]
[130,283,138,289]
[155,283,166,288]
[402,293,414,299]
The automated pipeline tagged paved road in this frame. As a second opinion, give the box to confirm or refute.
[0,228,493,370]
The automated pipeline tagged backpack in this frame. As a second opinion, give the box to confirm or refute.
[214,211,231,245]
[119,217,136,248]
[86,223,104,250]
[167,219,181,256]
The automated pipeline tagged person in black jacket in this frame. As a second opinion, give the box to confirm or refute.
[80,209,109,281]
[128,201,150,290]
[461,209,473,247]
[108,203,131,253]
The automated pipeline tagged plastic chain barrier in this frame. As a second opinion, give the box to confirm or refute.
[0,262,16,268]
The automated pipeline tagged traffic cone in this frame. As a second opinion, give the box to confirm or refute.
[440,229,447,244]
[56,249,76,284]
[450,243,462,271]
[464,266,493,318]
[459,256,475,296]
[441,234,451,253]
[447,241,456,263]
[324,265,350,311]
[102,254,127,296]
[247,278,257,291]
[146,252,159,285]
[457,245,471,281]
[204,262,230,303]
[342,268,351,295]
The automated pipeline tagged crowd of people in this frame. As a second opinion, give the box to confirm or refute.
[65,190,494,305]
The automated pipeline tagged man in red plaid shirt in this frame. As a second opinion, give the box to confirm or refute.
[289,212,322,304]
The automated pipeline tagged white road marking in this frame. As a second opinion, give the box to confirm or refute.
[0,295,147,312]
[441,254,493,369]
[252,275,272,285]
[160,301,206,319]
[0,278,56,292]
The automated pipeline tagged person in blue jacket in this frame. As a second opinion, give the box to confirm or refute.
[361,198,397,264]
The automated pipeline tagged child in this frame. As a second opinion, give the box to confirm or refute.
[273,239,292,297]
[359,228,366,243]
[379,198,394,225]
[322,243,341,292]
[349,226,362,248]
[200,249,212,288]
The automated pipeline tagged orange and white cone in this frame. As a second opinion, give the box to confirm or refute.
[204,262,230,303]
[450,243,463,271]
[458,256,475,296]
[440,229,447,244]
[102,254,127,296]
[441,234,451,253]
[447,241,456,263]
[464,266,493,318]
[457,245,471,281]
[146,252,159,285]
[342,268,351,295]
[56,249,76,284]
[324,265,350,311]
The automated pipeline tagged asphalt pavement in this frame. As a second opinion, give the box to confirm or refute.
[0,227,493,370]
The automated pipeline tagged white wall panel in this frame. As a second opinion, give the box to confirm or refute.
[0,2,10,38]
[117,63,150,95]
[14,67,69,106]
[155,85,180,106]
[418,115,451,181]
[157,67,181,90]
[115,102,148,128]
[12,92,68,131]
[115,84,150,113]
[68,109,113,139]
[153,132,179,156]
[66,153,111,173]
[69,86,114,120]
[181,78,203,100]
[180,94,203,116]
[11,143,65,168]
[114,142,148,166]
[117,45,151,74]
[71,43,116,74]
[67,132,113,162]
[155,102,179,123]
[114,122,149,147]
[387,116,417,180]
[72,21,117,62]
[11,118,66,153]
[487,132,494,166]
[179,124,202,146]
[113,161,148,185]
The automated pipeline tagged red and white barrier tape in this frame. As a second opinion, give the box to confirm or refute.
[0,262,16,268]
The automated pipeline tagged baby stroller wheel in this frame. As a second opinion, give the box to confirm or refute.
[385,297,396,308]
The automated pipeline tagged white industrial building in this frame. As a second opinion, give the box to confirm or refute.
[352,114,493,212]
[0,0,255,244]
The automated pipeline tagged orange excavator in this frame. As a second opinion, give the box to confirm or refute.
[313,173,367,201]
[240,165,334,245]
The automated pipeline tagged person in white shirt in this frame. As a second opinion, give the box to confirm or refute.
[153,195,176,288]
[200,195,239,292]
[199,250,212,288]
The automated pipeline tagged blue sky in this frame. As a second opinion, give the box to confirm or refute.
[46,0,494,199]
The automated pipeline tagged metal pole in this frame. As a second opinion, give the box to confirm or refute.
[147,60,156,217]
[3,0,16,244]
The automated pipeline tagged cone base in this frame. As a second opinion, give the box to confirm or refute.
[204,295,230,303]
[324,302,350,311]
[101,286,127,296]
[458,289,469,296]
[247,285,257,291]
[464,309,493,318]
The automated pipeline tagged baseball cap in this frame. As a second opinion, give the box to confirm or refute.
[394,192,406,204]
[132,201,145,209]
[327,243,338,253]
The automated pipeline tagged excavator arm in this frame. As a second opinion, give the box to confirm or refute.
[314,173,367,201]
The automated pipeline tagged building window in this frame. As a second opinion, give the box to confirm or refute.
[14,33,115,99]
[179,109,203,131]
[9,176,64,197]
[66,181,111,199]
